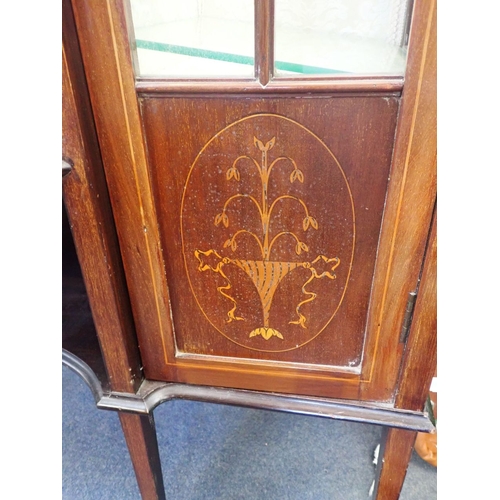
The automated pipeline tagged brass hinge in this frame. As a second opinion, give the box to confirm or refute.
[399,291,418,343]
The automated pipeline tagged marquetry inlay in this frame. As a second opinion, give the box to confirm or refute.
[181,114,355,352]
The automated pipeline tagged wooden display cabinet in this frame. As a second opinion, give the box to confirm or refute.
[63,0,436,498]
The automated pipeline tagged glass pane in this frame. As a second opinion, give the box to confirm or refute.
[275,0,412,76]
[129,0,254,77]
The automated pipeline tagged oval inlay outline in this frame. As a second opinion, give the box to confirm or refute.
[181,113,356,353]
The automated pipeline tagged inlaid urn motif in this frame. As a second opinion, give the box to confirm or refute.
[181,114,355,352]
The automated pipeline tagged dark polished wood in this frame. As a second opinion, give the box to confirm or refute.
[372,207,436,500]
[61,352,433,432]
[62,0,143,393]
[70,0,436,406]
[100,383,432,432]
[62,206,109,390]
[135,76,404,95]
[69,0,176,375]
[374,428,417,500]
[395,206,437,411]
[63,349,104,404]
[139,96,400,400]
[372,3,437,496]
[359,0,437,402]
[64,0,437,498]
[119,413,166,500]
[255,0,274,86]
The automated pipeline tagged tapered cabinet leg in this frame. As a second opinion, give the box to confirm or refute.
[374,427,417,500]
[119,413,166,500]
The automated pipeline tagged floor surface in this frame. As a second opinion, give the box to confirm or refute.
[62,366,437,499]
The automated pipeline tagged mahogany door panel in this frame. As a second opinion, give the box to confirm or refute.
[137,95,400,398]
[141,97,397,363]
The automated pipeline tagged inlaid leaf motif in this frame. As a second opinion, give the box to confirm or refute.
[262,328,273,340]
[303,216,318,231]
[254,136,266,151]
[249,327,285,340]
[300,242,309,253]
[290,169,304,183]
[214,213,223,226]
[265,137,276,151]
[222,213,229,227]
[226,167,240,181]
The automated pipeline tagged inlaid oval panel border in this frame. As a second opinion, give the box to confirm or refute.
[181,114,355,352]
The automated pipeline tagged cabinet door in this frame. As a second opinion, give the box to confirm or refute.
[70,0,435,402]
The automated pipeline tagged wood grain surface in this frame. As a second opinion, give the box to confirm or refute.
[69,0,176,374]
[69,0,436,404]
[359,0,437,402]
[374,428,417,500]
[395,206,437,411]
[63,0,142,393]
[141,97,397,372]
[119,413,166,500]
[255,0,274,85]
